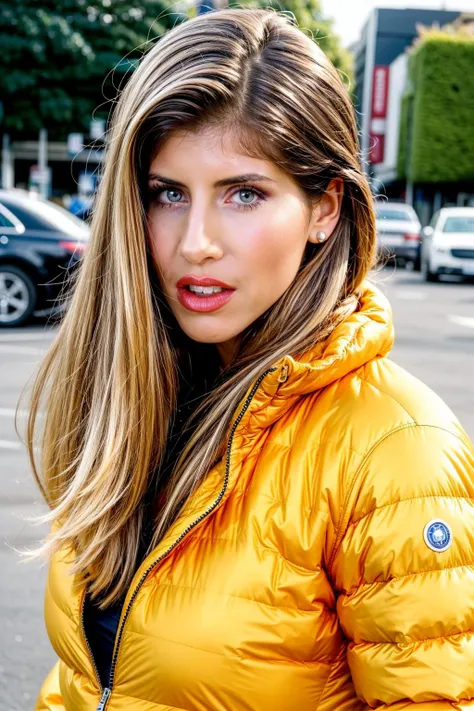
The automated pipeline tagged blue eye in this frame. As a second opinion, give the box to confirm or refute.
[147,187,185,210]
[237,189,257,203]
[231,186,266,211]
[163,189,183,203]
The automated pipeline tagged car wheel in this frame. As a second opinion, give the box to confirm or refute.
[421,253,439,283]
[0,265,38,327]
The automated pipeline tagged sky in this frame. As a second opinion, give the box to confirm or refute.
[321,0,474,47]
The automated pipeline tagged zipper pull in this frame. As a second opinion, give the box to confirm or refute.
[278,364,289,383]
[96,687,111,711]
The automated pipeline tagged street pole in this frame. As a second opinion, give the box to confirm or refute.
[1,134,14,190]
[38,128,48,199]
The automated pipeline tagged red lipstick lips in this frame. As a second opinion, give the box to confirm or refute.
[176,274,236,313]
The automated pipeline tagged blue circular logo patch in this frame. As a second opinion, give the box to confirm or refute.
[423,519,452,552]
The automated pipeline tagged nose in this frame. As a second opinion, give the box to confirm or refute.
[179,204,223,265]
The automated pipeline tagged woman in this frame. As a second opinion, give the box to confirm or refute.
[30,8,474,711]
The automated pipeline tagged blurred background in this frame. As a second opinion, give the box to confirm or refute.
[0,0,473,708]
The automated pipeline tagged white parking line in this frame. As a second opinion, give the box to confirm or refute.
[0,345,48,355]
[0,408,27,417]
[0,332,56,342]
[0,408,44,419]
[396,291,427,301]
[0,439,23,450]
[448,315,474,329]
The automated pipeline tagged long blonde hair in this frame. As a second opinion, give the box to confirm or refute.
[21,8,376,606]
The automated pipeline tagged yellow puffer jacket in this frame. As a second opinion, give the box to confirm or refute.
[37,282,474,711]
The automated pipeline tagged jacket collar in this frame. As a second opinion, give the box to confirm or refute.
[235,280,394,434]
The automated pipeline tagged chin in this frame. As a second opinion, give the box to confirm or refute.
[177,320,238,345]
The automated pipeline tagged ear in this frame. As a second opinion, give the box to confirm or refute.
[307,179,344,244]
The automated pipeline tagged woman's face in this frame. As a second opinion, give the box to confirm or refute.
[147,127,342,366]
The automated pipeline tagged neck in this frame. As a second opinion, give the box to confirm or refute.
[216,338,237,370]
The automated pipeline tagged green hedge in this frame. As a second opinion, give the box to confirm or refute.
[397,34,474,184]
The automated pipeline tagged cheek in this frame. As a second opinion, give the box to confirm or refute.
[242,206,308,291]
[147,215,173,280]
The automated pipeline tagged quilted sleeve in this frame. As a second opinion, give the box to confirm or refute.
[330,424,474,709]
[35,660,65,711]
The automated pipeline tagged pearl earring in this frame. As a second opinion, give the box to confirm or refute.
[315,230,327,243]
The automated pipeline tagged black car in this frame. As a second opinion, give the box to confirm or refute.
[0,189,89,326]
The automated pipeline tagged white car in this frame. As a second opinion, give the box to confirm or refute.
[421,207,474,282]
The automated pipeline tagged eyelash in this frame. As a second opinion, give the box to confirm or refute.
[147,184,267,212]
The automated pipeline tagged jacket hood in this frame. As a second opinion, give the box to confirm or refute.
[278,280,394,392]
[241,280,395,432]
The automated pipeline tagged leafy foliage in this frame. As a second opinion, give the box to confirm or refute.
[397,30,474,183]
[0,0,182,138]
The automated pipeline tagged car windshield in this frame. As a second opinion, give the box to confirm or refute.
[376,207,415,222]
[6,194,89,238]
[443,216,474,233]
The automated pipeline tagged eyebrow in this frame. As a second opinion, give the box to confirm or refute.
[147,172,276,188]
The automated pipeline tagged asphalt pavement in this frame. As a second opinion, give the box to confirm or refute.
[0,268,473,710]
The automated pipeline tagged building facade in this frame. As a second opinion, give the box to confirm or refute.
[353,7,461,193]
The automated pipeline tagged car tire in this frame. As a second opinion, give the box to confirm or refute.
[0,265,38,327]
[421,254,439,283]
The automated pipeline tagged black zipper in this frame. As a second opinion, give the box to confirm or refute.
[80,366,277,711]
[79,586,105,691]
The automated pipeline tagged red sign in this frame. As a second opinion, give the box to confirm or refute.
[371,66,389,119]
[370,66,389,164]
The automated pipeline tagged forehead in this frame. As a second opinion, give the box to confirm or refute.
[148,127,283,180]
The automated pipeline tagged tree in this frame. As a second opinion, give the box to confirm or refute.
[0,0,182,139]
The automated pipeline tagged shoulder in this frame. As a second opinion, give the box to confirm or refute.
[332,355,468,449]
[301,353,471,486]
[331,353,473,506]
